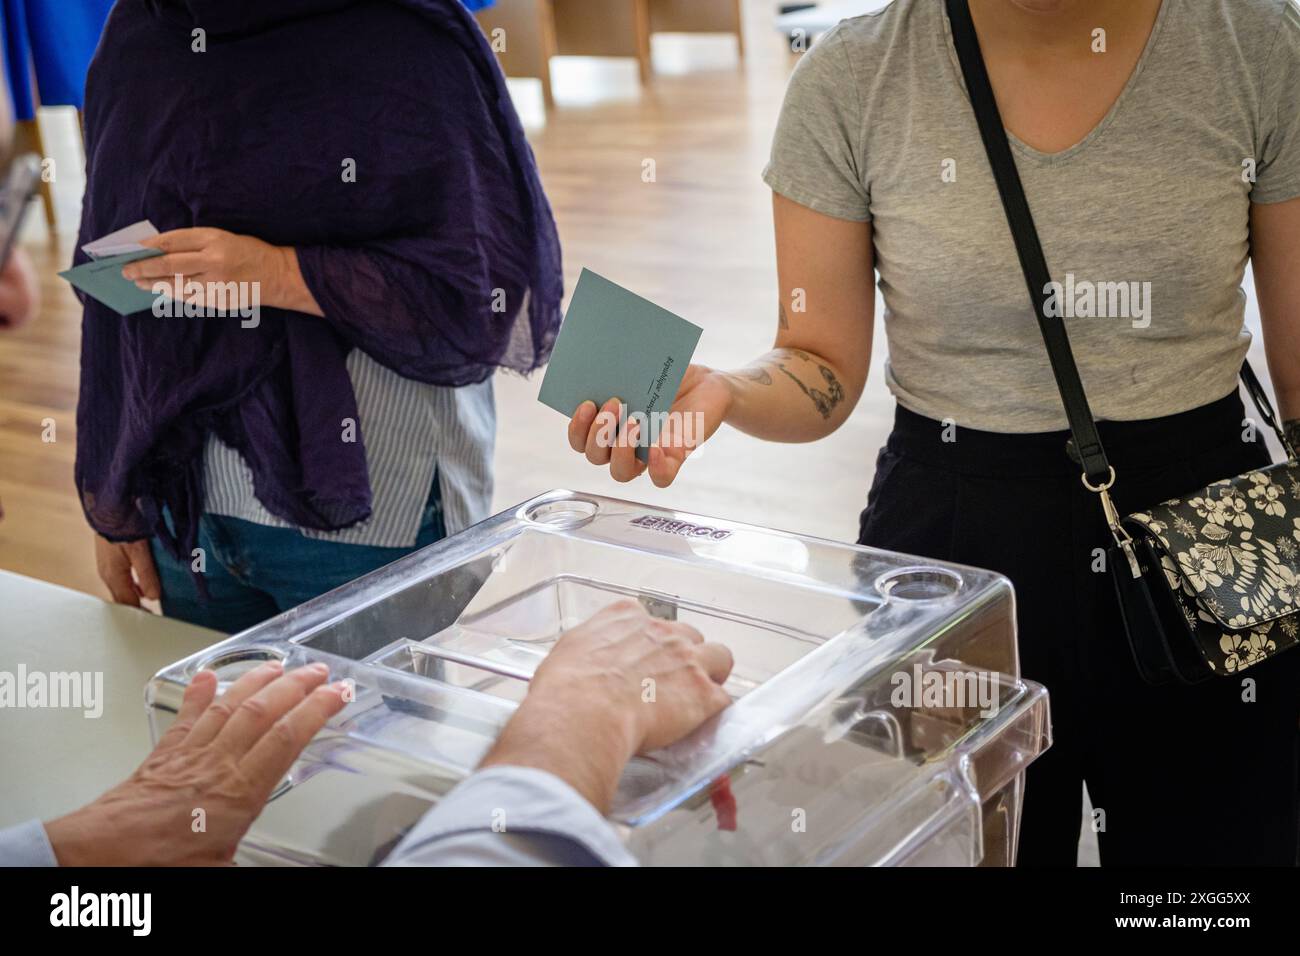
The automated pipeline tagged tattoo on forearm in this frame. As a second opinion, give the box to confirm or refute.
[729,349,846,420]
[1284,419,1300,457]
[771,349,845,420]
[778,303,789,331]
[775,365,843,419]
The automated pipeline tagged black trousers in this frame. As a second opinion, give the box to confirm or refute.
[857,391,1300,866]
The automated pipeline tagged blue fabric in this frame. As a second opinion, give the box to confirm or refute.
[2,0,114,119]
[1,0,34,120]
[149,481,446,633]
[459,0,494,10]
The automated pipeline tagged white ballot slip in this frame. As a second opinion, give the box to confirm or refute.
[81,219,160,259]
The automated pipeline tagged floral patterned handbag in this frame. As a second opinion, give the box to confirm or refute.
[948,0,1300,684]
[1118,367,1300,682]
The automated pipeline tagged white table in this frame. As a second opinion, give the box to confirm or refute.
[0,571,221,828]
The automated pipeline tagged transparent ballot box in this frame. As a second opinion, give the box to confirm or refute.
[146,490,1051,866]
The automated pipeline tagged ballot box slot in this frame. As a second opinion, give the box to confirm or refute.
[373,642,531,704]
[401,644,534,683]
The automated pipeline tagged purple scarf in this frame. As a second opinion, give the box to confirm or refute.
[73,0,562,563]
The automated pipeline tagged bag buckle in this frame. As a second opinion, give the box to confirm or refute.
[1276,427,1299,464]
[1081,467,1142,579]
[1259,412,1298,462]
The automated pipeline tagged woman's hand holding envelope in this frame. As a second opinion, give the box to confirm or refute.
[568,364,733,487]
[565,197,875,490]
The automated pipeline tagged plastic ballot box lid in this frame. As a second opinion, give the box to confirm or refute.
[147,490,1050,866]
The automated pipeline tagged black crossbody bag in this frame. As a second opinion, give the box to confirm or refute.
[946,0,1300,684]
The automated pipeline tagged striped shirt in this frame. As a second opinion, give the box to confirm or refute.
[203,349,495,546]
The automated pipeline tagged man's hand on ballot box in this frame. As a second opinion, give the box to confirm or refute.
[482,599,735,814]
[44,662,349,866]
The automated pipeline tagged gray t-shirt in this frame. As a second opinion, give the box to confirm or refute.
[763,0,1300,432]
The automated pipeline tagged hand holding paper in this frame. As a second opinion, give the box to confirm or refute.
[59,220,166,316]
[61,223,317,322]
[577,365,733,486]
[539,268,728,487]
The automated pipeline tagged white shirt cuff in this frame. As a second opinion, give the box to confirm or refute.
[386,765,638,867]
[0,819,59,867]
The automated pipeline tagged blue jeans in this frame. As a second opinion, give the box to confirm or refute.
[151,489,446,634]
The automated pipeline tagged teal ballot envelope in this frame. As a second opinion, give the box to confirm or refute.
[58,249,166,316]
[539,268,703,462]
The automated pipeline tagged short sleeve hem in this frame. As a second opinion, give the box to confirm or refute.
[762,166,873,222]
[1250,176,1300,204]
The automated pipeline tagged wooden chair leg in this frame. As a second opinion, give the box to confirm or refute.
[476,0,557,111]
[538,3,558,109]
[14,119,56,231]
[634,0,653,84]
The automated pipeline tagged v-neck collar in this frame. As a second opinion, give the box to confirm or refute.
[941,0,1171,164]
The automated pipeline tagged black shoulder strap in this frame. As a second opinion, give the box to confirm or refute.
[944,0,1112,485]
[944,0,1291,474]
[1240,359,1288,450]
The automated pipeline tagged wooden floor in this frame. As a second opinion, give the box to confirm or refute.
[0,235,95,592]
[0,2,896,599]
